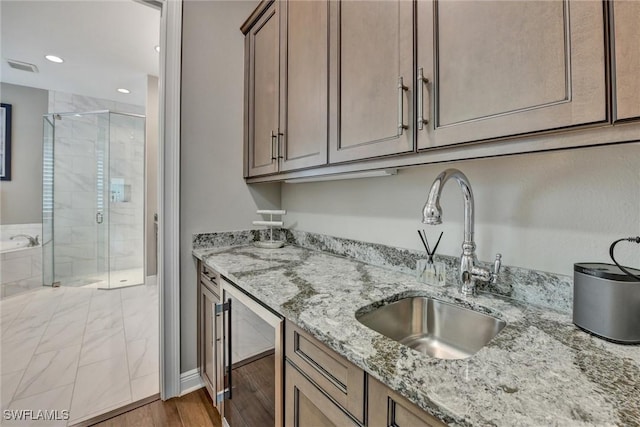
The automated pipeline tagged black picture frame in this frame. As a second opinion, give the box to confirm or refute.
[0,103,11,181]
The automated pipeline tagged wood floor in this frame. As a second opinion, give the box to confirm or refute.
[92,388,222,427]
[225,354,275,427]
[93,354,275,427]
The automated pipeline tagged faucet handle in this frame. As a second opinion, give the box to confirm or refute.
[491,253,502,283]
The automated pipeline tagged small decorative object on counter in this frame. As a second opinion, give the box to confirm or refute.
[416,230,446,286]
[253,210,286,249]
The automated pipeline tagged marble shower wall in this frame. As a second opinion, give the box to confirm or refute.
[109,113,145,276]
[49,92,145,285]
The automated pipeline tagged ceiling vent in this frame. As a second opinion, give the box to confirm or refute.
[6,59,39,73]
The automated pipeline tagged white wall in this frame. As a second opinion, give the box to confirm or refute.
[0,83,48,225]
[180,0,279,373]
[282,143,640,277]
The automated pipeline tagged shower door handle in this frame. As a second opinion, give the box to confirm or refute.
[96,212,104,224]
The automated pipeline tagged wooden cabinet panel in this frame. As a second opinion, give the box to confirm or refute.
[329,0,414,163]
[247,3,280,177]
[613,0,640,121]
[279,0,329,171]
[285,321,365,423]
[285,361,360,427]
[368,376,446,427]
[198,261,221,413]
[417,0,607,149]
[203,296,215,388]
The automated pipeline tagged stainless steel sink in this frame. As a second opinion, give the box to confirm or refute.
[356,297,506,360]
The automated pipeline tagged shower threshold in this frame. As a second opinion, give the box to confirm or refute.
[58,267,145,290]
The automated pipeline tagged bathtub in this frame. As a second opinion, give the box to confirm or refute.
[0,223,43,299]
[0,238,38,253]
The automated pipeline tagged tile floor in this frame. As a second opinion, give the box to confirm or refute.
[0,279,159,426]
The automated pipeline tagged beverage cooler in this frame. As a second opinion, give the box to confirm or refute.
[217,280,284,427]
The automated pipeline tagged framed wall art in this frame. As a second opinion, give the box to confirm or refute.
[0,103,12,181]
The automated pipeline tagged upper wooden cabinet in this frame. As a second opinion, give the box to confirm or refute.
[245,0,329,177]
[329,0,414,163]
[612,0,640,121]
[279,0,329,171]
[246,2,280,177]
[416,0,608,149]
[242,0,636,182]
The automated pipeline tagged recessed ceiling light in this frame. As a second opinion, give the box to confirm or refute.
[45,55,64,63]
[154,45,160,53]
[117,88,130,94]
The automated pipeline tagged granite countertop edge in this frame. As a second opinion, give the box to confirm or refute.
[193,245,640,427]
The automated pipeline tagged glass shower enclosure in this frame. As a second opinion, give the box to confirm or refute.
[42,111,145,289]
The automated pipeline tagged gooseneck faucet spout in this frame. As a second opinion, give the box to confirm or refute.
[422,168,501,296]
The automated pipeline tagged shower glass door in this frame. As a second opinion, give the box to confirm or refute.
[43,112,111,288]
[107,112,145,288]
[43,111,146,290]
[42,115,54,287]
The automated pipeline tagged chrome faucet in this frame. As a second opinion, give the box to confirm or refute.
[10,234,39,247]
[422,168,501,296]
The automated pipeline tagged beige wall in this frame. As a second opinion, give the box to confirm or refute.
[180,0,278,373]
[0,83,48,225]
[146,75,159,276]
[282,143,640,277]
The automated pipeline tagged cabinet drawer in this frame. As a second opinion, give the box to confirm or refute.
[200,263,220,297]
[285,321,365,423]
[285,360,361,427]
[368,376,446,427]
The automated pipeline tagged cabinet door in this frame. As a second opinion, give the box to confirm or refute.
[613,0,640,121]
[285,321,365,423]
[247,2,280,177]
[285,361,360,427]
[417,0,607,149]
[200,285,218,407]
[279,0,329,172]
[368,376,446,427]
[329,0,414,163]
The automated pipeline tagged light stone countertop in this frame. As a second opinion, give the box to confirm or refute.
[193,244,640,426]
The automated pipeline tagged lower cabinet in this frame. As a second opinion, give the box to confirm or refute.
[368,376,445,427]
[285,322,446,427]
[285,361,361,427]
[285,321,365,423]
[197,261,222,413]
[198,264,448,426]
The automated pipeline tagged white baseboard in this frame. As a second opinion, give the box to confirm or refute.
[180,368,204,396]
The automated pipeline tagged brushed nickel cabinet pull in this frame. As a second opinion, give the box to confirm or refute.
[270,130,277,161]
[417,68,429,130]
[397,76,409,135]
[277,132,284,159]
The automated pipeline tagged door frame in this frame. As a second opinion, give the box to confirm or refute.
[157,0,182,400]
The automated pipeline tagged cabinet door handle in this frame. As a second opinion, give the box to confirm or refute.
[215,299,232,404]
[277,132,284,159]
[96,212,103,224]
[417,68,429,130]
[225,298,232,399]
[397,76,409,135]
[270,131,277,161]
